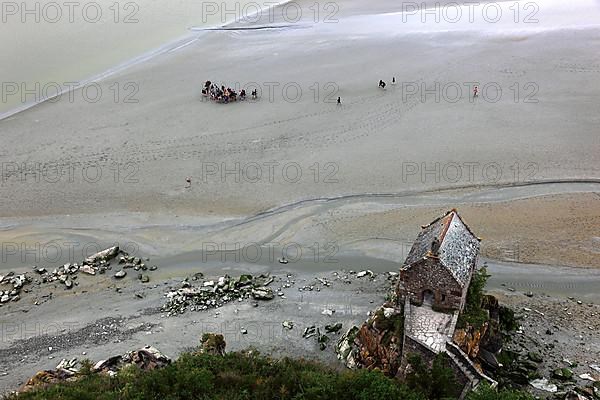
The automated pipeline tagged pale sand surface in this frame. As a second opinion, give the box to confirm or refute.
[0,190,598,273]
[0,0,281,116]
[1,0,599,219]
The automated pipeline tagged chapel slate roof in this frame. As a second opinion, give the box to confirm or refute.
[403,210,480,287]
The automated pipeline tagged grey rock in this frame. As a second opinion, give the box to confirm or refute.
[325,323,343,333]
[282,321,294,330]
[530,378,557,393]
[80,265,96,275]
[251,287,274,300]
[528,352,544,363]
[86,246,119,264]
[553,368,573,380]
[357,270,374,278]
[303,326,317,339]
[335,326,359,369]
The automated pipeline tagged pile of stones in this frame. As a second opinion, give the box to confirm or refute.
[33,246,151,289]
[0,272,31,303]
[0,246,158,303]
[162,273,278,316]
[31,246,121,289]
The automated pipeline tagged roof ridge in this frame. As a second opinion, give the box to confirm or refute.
[438,211,455,244]
[420,209,453,230]
[448,209,481,242]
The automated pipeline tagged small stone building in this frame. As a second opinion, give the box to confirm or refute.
[398,209,480,312]
[397,210,496,398]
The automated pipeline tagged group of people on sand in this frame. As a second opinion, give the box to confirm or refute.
[201,77,479,105]
[202,80,257,103]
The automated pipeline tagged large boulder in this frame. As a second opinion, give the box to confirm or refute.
[94,346,171,375]
[251,287,274,300]
[86,246,119,264]
[530,377,558,393]
[335,306,403,376]
[20,370,76,392]
[336,326,360,369]
[528,352,544,363]
[80,265,96,275]
[553,368,574,381]
[125,346,171,371]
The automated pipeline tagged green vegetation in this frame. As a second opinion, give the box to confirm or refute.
[457,266,491,328]
[4,350,535,400]
[467,383,534,400]
[498,306,519,332]
[405,353,461,400]
[6,352,421,400]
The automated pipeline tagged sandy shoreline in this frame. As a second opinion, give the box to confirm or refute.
[0,190,598,273]
[1,0,599,219]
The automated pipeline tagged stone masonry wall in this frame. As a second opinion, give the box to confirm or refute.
[398,334,437,378]
[399,258,464,311]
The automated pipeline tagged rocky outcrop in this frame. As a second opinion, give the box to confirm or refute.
[453,323,490,365]
[337,326,360,369]
[335,303,403,376]
[19,346,171,392]
[21,370,78,392]
[94,346,171,376]
[453,295,504,376]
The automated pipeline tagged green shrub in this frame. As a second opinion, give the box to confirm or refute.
[458,267,491,328]
[467,382,534,400]
[5,349,533,400]
[405,353,460,400]
[4,352,418,400]
[498,307,519,332]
